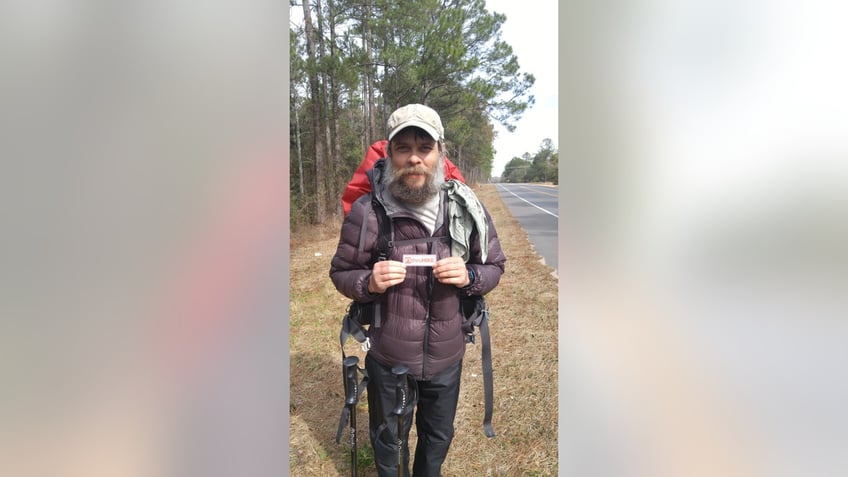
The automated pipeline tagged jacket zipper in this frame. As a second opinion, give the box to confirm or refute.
[421,242,435,378]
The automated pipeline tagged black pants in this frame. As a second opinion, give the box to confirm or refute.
[365,354,462,477]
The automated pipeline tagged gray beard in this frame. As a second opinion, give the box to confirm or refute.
[385,158,445,205]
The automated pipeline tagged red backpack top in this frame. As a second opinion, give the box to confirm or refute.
[341,139,466,216]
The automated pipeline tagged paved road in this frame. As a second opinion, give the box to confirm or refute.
[494,183,558,275]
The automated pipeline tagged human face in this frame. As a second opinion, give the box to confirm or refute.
[388,128,441,190]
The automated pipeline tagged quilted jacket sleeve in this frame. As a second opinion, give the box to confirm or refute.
[462,204,506,297]
[329,195,382,302]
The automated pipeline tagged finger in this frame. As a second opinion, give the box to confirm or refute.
[433,262,452,274]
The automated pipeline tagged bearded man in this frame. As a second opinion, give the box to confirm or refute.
[330,103,506,476]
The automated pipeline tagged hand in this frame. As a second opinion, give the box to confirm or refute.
[433,256,471,288]
[368,260,407,294]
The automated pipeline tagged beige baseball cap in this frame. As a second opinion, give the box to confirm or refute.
[386,103,444,142]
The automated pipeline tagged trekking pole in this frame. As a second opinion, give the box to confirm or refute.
[343,356,360,477]
[391,364,409,477]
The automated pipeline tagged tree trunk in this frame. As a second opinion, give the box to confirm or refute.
[363,0,377,144]
[315,0,333,221]
[292,89,304,196]
[361,81,369,152]
[302,0,326,223]
[327,0,343,216]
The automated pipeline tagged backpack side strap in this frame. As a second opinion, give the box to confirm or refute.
[478,309,495,438]
[461,295,495,437]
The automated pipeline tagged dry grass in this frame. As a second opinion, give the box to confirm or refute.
[290,184,558,476]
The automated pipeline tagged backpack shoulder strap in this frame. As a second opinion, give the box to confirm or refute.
[354,192,394,260]
[369,198,392,329]
[372,196,394,262]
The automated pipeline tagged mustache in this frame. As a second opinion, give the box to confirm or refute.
[394,165,432,179]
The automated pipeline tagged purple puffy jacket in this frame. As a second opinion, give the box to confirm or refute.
[329,186,506,380]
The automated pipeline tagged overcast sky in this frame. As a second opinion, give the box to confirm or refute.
[484,0,558,177]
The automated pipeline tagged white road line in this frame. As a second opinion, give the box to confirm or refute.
[497,184,559,218]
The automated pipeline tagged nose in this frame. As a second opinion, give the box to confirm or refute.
[408,151,423,165]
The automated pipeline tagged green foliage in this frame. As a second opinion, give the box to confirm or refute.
[292,0,536,223]
[501,139,558,184]
[356,443,374,469]
[502,156,531,183]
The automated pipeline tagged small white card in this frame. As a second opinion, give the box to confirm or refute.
[402,254,437,267]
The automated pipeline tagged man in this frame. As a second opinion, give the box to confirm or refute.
[330,103,506,476]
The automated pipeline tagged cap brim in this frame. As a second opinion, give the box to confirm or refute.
[387,120,441,141]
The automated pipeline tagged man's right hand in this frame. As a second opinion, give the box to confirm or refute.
[368,260,407,294]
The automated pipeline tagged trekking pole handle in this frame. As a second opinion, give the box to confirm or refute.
[391,364,409,416]
[343,356,359,406]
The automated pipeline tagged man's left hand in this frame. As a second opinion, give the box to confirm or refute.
[433,257,470,288]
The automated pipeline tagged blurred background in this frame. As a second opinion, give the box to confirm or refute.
[560,1,848,476]
[1,1,289,476]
